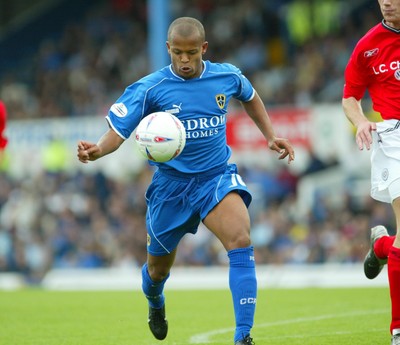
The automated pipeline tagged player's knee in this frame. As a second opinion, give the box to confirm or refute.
[226,232,251,250]
[147,263,170,282]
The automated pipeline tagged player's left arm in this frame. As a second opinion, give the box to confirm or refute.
[241,91,295,163]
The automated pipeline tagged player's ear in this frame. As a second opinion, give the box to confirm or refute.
[166,41,171,54]
[202,41,208,55]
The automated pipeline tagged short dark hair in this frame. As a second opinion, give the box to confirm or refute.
[167,17,205,42]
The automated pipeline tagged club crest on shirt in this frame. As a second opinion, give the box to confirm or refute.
[147,234,151,246]
[364,48,379,58]
[395,69,400,81]
[382,168,389,181]
[215,94,226,109]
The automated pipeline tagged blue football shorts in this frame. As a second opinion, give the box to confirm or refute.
[144,163,252,256]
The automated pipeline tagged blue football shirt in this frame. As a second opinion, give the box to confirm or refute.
[106,60,255,173]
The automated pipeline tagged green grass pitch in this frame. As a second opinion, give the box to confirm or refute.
[0,287,390,345]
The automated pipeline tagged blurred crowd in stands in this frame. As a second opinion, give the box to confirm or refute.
[0,162,395,284]
[0,0,380,119]
[0,0,392,284]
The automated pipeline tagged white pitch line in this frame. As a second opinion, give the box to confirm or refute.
[189,309,388,344]
[256,327,385,341]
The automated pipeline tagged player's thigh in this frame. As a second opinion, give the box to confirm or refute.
[203,192,251,251]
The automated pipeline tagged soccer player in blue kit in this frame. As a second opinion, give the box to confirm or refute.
[77,17,294,345]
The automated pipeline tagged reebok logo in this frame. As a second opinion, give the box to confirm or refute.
[364,48,379,58]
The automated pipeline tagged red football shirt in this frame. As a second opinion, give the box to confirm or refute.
[343,21,400,120]
[0,101,8,149]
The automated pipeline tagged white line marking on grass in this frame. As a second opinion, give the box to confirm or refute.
[189,309,388,344]
[190,326,233,344]
[255,327,386,342]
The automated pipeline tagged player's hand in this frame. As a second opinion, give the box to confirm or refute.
[77,141,101,163]
[355,121,376,150]
[269,137,295,164]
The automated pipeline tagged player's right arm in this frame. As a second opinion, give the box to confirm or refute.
[77,128,124,163]
[342,96,376,151]
[342,42,377,151]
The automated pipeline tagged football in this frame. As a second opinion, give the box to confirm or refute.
[135,112,186,162]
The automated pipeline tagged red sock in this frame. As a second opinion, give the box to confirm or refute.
[388,246,400,334]
[374,236,395,259]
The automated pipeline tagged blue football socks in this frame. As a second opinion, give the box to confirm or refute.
[228,246,257,343]
[141,263,169,309]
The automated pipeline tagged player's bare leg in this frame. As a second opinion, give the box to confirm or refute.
[203,192,256,345]
[203,192,251,251]
[143,250,176,340]
[392,197,400,249]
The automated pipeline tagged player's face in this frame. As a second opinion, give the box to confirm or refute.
[379,0,400,29]
[167,33,208,79]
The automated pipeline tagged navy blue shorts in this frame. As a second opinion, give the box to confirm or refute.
[144,163,252,256]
